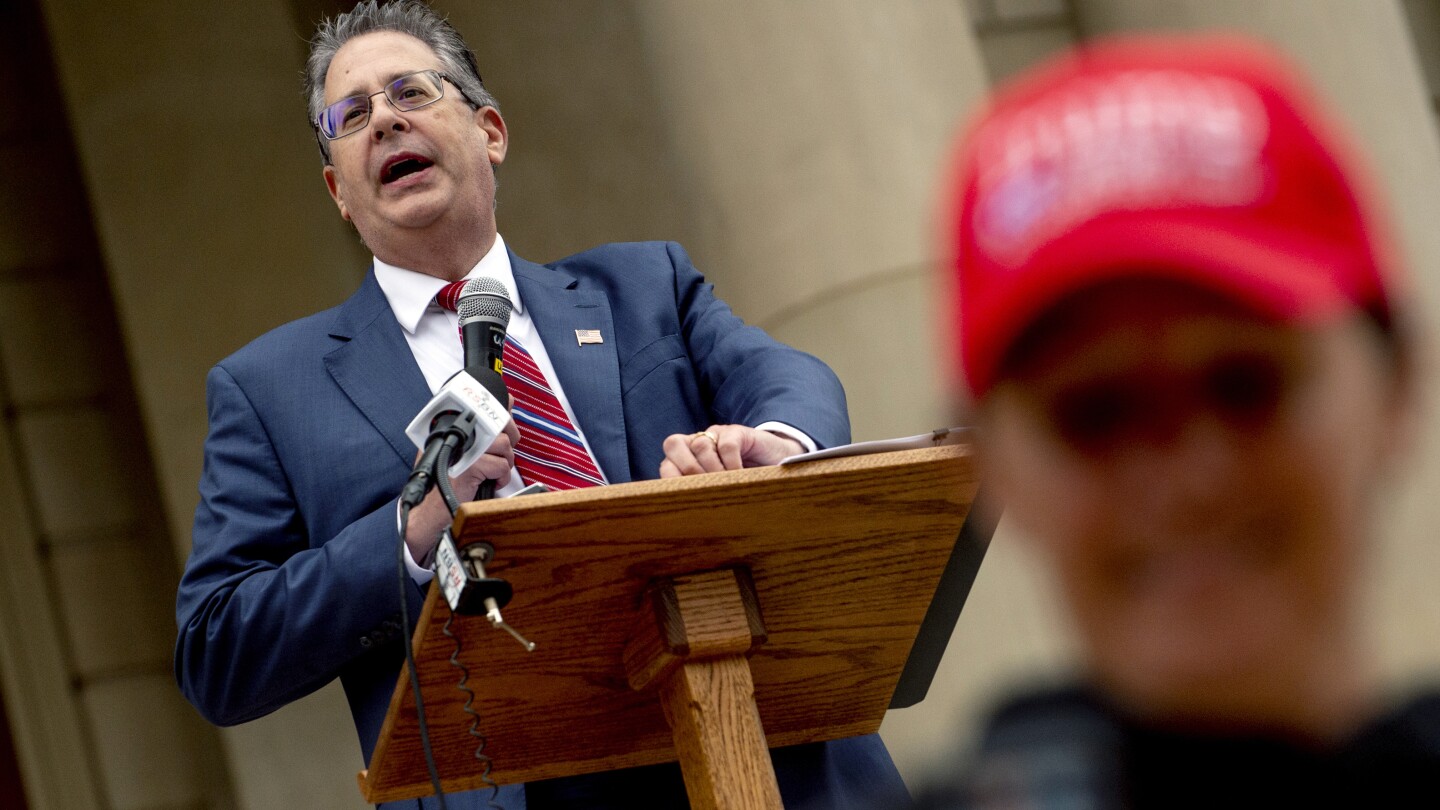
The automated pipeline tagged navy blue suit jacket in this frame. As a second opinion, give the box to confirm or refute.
[176,242,906,808]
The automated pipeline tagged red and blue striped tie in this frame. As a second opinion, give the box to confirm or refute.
[435,281,604,491]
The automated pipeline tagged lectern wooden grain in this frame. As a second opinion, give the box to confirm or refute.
[359,444,981,807]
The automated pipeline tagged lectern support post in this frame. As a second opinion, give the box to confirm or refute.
[624,567,783,810]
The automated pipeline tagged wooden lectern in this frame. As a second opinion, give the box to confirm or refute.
[359,444,984,808]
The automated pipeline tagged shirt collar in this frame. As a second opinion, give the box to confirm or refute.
[372,233,523,334]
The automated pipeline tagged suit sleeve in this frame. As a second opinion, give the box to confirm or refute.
[174,364,419,727]
[667,242,851,448]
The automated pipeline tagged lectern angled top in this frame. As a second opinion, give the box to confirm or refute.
[361,443,981,804]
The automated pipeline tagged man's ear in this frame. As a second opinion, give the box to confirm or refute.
[322,164,352,222]
[475,106,508,167]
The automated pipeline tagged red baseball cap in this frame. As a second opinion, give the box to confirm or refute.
[945,34,1400,396]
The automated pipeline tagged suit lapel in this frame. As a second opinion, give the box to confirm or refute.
[512,252,631,484]
[323,270,432,468]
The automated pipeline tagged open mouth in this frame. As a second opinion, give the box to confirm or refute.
[380,154,434,184]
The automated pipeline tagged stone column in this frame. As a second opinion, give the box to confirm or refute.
[629,2,989,441]
[38,0,368,560]
[38,2,373,808]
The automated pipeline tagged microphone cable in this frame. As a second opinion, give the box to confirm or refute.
[442,604,504,807]
[397,437,509,809]
[390,420,479,809]
[396,491,449,810]
[435,442,505,806]
[429,435,504,801]
[436,441,463,515]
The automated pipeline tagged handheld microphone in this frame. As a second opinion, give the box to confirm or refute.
[456,278,512,404]
[402,370,511,494]
[399,408,480,508]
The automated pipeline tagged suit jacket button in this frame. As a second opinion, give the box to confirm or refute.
[359,636,373,649]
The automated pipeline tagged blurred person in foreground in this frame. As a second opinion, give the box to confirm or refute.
[921,34,1440,807]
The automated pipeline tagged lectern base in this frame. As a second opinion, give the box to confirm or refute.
[625,567,783,810]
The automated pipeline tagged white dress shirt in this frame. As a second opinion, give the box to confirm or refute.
[375,235,610,494]
[374,235,814,581]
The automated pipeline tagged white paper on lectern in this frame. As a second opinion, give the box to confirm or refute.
[404,371,512,474]
[778,426,973,466]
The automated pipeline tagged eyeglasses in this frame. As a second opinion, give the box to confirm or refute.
[315,69,463,141]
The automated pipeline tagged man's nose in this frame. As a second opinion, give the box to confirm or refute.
[369,99,410,141]
[1123,413,1247,524]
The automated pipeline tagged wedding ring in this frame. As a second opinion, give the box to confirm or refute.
[693,430,719,447]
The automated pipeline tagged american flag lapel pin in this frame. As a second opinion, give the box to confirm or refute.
[575,329,603,346]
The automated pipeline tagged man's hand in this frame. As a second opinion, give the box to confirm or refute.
[405,418,520,564]
[658,424,804,478]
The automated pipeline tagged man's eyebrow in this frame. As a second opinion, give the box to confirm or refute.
[333,68,426,100]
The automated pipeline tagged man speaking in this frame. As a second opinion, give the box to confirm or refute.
[173,1,907,807]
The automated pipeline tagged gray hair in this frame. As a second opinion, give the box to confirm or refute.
[304,0,499,163]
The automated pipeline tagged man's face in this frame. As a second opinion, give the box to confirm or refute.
[320,31,506,251]
[978,280,1404,722]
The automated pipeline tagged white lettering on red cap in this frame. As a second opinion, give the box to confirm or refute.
[972,70,1270,266]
